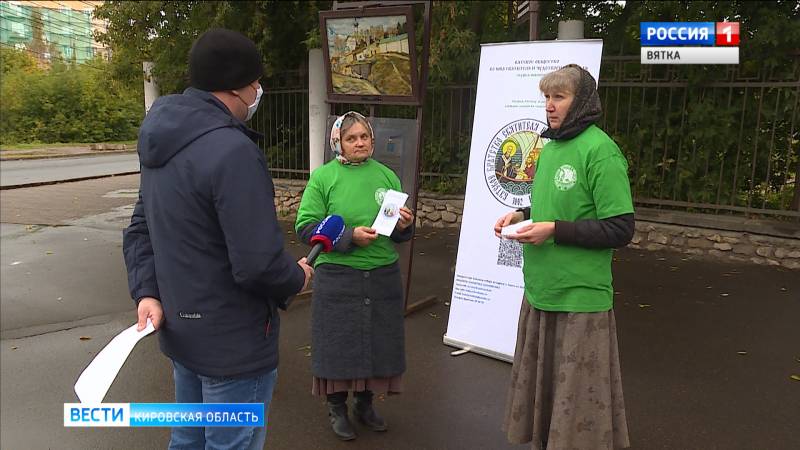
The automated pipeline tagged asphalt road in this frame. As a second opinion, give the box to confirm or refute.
[0,153,140,188]
[1,176,798,450]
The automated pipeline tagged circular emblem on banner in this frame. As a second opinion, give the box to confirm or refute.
[374,188,387,206]
[554,164,578,191]
[484,119,549,208]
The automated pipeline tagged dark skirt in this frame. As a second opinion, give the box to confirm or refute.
[310,262,406,381]
[503,299,630,449]
[311,375,404,397]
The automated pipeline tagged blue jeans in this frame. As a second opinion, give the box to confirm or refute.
[168,360,278,450]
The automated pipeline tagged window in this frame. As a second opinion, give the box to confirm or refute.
[10,21,26,36]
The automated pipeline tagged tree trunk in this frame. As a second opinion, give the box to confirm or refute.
[792,158,800,211]
[614,0,640,55]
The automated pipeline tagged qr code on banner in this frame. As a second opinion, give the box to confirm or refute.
[497,238,523,268]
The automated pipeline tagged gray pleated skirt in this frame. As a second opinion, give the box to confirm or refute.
[503,299,630,450]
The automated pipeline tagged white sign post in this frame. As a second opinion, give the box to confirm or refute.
[443,40,603,362]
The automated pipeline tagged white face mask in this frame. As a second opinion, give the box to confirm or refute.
[239,85,263,121]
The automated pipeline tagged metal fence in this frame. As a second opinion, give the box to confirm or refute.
[252,57,800,219]
[598,56,800,219]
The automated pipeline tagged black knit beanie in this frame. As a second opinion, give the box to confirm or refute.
[189,28,264,91]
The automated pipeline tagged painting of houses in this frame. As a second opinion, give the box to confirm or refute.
[320,6,418,104]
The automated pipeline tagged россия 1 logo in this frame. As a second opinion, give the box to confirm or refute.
[484,119,548,208]
[640,21,739,65]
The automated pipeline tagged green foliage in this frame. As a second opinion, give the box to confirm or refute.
[95,1,332,93]
[0,47,40,76]
[420,133,470,193]
[0,51,142,145]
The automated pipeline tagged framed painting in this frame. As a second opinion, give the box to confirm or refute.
[320,6,420,105]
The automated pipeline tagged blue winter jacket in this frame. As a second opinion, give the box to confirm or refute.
[123,87,304,378]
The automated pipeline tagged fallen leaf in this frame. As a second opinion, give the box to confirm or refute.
[614,291,621,295]
[57,297,63,301]
[669,266,678,271]
[780,287,787,292]
[428,312,439,319]
[419,252,426,255]
[296,345,311,351]
[657,257,666,261]
[720,293,730,297]
[444,302,450,306]
[45,251,54,255]
[10,261,22,266]
[790,375,800,382]
[79,336,91,341]
[737,351,747,355]
[304,352,312,357]
[11,346,18,350]
[638,304,652,309]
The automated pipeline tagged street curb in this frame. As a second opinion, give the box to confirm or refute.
[0,149,137,162]
[0,171,141,190]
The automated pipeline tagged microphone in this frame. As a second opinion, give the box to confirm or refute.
[307,215,345,265]
[284,215,346,310]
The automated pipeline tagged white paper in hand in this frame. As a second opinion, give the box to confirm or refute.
[74,319,155,404]
[372,189,409,236]
[501,219,532,238]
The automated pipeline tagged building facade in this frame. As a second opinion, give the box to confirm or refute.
[0,1,107,64]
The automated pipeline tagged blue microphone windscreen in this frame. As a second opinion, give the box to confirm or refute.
[314,215,346,244]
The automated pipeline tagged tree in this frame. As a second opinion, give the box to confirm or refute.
[0,47,40,76]
[94,1,332,94]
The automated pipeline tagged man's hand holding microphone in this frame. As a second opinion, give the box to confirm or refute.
[297,257,314,292]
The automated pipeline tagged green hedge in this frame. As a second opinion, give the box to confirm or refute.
[0,48,143,145]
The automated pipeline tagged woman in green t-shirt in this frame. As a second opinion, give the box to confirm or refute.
[295,111,414,441]
[494,65,635,449]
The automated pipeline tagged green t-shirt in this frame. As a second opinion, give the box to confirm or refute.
[295,158,402,270]
[523,125,634,312]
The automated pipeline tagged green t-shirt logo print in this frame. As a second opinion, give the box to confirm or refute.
[554,164,578,191]
[375,187,387,206]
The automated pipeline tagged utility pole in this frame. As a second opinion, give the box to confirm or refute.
[528,1,540,40]
[515,1,540,40]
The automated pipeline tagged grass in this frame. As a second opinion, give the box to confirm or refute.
[0,140,137,151]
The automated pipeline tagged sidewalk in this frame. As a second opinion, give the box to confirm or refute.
[1,176,798,449]
[0,144,136,161]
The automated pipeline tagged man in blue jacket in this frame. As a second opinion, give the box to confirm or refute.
[123,28,313,450]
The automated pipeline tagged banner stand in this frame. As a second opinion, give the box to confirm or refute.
[443,336,513,363]
[443,39,604,362]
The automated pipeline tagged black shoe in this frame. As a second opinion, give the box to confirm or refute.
[354,394,388,432]
[327,402,356,441]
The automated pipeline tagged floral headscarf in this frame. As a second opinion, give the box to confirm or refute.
[330,111,375,165]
